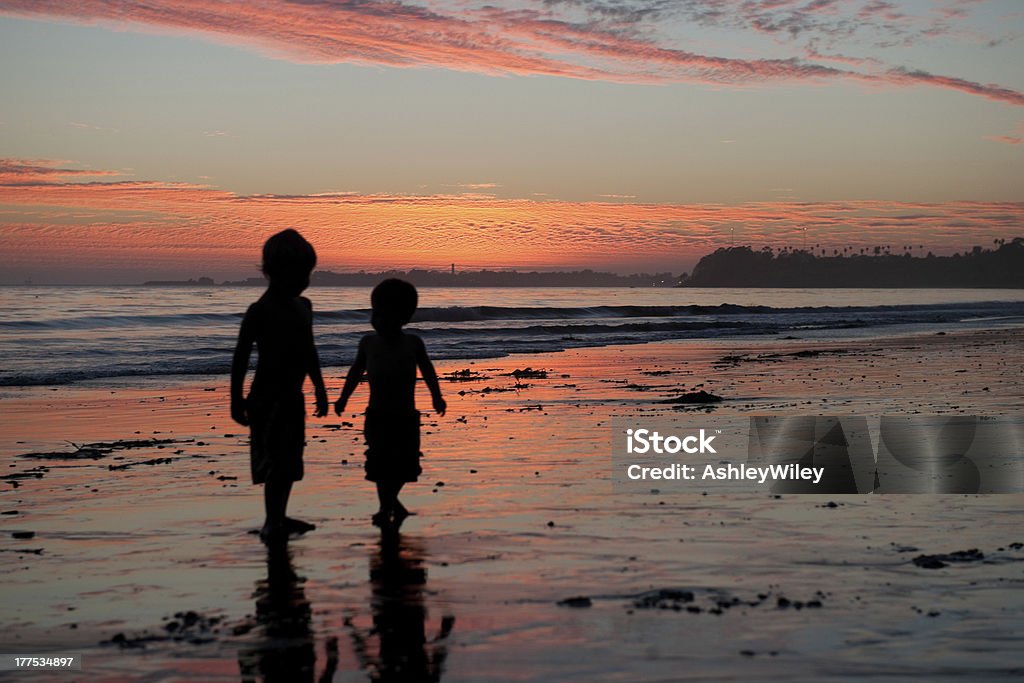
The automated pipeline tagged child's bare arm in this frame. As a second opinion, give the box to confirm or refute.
[415,336,446,416]
[334,338,367,416]
[307,343,328,418]
[303,300,328,417]
[230,311,255,426]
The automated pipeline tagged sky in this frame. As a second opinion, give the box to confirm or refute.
[0,0,1022,283]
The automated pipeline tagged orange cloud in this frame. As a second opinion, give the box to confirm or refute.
[0,158,123,185]
[0,1,1021,105]
[985,135,1022,145]
[984,121,1024,145]
[2,159,1021,281]
[886,68,1024,107]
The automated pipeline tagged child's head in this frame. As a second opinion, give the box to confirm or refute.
[370,279,418,335]
[261,229,317,294]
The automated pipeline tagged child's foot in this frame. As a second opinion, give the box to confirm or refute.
[259,522,287,545]
[371,510,390,528]
[284,516,316,534]
[393,502,415,524]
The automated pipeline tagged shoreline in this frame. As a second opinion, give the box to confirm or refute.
[3,320,1023,396]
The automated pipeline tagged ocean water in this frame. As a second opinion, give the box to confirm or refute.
[1,285,1023,387]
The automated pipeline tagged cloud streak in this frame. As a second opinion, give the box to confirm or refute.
[2,159,1020,281]
[0,0,1021,105]
[0,158,123,185]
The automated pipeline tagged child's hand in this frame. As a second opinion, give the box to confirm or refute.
[432,395,447,416]
[230,398,249,427]
[333,398,346,416]
[314,393,329,418]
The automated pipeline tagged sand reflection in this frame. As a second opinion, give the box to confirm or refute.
[239,542,337,682]
[347,530,454,682]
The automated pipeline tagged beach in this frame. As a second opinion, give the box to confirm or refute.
[2,325,1023,681]
[5,0,1024,677]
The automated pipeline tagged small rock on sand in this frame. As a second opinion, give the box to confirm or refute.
[912,548,985,569]
[658,390,723,404]
[557,596,592,608]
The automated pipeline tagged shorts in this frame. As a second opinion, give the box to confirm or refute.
[247,392,305,485]
[363,409,422,484]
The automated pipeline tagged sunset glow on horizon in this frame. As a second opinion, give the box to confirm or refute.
[1,1,1022,283]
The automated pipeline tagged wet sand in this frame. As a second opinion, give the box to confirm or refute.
[1,328,1023,681]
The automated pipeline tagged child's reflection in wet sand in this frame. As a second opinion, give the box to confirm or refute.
[347,530,455,682]
[238,542,338,683]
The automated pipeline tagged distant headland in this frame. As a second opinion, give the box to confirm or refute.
[680,238,1024,288]
[143,238,1024,288]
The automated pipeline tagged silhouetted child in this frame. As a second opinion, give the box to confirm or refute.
[334,279,446,527]
[231,229,328,544]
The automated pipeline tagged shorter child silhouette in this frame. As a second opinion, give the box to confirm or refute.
[334,279,446,527]
[231,229,328,544]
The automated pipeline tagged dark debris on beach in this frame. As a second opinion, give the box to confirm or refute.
[101,611,225,649]
[505,368,549,379]
[714,348,874,369]
[443,369,493,382]
[901,541,1024,569]
[457,383,532,396]
[2,466,48,482]
[18,438,191,461]
[108,457,177,471]
[557,588,827,616]
[912,548,985,569]
[657,390,723,405]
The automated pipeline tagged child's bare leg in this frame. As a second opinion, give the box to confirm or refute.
[393,483,413,522]
[262,478,292,541]
[372,482,392,526]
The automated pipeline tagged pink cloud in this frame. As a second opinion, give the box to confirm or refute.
[858,1,899,20]
[935,0,985,21]
[0,0,1020,106]
[985,135,1022,145]
[0,158,123,185]
[886,67,1024,106]
[802,0,843,14]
